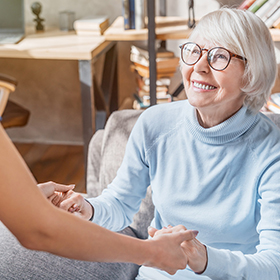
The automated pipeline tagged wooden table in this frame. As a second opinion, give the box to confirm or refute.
[0,29,118,185]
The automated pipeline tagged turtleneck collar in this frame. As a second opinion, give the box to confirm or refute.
[185,101,258,144]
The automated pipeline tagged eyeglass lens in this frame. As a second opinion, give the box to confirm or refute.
[181,43,231,71]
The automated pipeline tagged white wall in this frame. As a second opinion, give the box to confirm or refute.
[24,0,234,30]
[24,0,123,28]
[166,0,220,56]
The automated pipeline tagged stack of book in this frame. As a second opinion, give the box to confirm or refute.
[238,0,280,28]
[73,15,109,36]
[130,45,179,109]
[265,92,280,113]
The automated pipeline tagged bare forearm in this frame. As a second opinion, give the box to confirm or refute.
[22,206,146,263]
[0,125,192,274]
[0,126,146,264]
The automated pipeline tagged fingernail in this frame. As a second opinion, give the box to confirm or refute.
[192,230,199,237]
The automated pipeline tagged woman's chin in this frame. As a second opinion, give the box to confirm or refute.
[187,97,211,110]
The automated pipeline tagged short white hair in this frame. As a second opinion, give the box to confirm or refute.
[188,8,277,113]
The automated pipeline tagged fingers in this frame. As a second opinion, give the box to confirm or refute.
[59,192,84,212]
[149,225,188,238]
[52,182,75,192]
[148,226,158,237]
[37,181,75,198]
[68,204,80,213]
[176,229,199,244]
[48,193,62,206]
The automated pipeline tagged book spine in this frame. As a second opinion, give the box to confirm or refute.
[123,0,130,30]
[239,0,257,10]
[248,0,268,13]
[273,16,280,28]
[270,93,280,106]
[135,0,145,30]
[265,6,280,27]
[129,0,135,29]
[256,0,280,20]
[267,100,280,113]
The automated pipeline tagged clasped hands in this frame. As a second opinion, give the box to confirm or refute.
[38,181,208,274]
[37,181,93,220]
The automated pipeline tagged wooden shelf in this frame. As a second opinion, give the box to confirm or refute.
[104,16,192,41]
[104,16,280,42]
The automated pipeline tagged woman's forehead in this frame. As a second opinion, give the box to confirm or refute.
[190,37,219,49]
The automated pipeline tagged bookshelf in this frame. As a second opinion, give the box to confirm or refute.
[104,16,192,41]
[104,0,191,106]
[104,0,280,106]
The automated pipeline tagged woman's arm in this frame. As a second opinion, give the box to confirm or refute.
[0,125,196,275]
[147,162,280,280]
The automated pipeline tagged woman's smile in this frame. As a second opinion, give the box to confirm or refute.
[192,81,217,91]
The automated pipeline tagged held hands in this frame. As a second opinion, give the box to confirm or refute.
[37,181,75,202]
[59,190,93,220]
[37,181,93,220]
[144,228,199,275]
[148,225,208,275]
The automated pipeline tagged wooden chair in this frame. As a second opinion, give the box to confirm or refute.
[0,74,30,129]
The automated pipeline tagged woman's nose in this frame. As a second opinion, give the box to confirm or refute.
[193,52,210,73]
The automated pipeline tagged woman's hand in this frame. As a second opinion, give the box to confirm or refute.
[144,228,199,275]
[149,225,208,274]
[37,181,75,206]
[58,190,93,221]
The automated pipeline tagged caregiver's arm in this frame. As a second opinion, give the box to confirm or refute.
[0,125,195,275]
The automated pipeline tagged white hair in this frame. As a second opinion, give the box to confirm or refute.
[187,8,277,113]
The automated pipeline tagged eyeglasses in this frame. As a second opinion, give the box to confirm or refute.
[179,42,247,71]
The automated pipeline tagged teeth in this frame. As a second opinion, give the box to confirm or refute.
[193,82,215,90]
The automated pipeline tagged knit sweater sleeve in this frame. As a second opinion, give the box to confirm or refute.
[87,112,151,231]
[203,158,280,280]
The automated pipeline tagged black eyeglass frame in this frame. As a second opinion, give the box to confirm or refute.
[179,42,247,71]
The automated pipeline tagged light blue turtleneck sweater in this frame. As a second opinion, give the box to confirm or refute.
[88,100,280,280]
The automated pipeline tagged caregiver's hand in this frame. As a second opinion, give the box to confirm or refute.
[149,225,208,274]
[37,181,75,206]
[145,228,199,275]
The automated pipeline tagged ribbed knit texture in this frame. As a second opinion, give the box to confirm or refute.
[186,104,257,144]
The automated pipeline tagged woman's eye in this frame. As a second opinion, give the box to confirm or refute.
[213,54,227,60]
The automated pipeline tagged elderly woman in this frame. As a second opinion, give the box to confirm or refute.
[56,8,280,280]
[1,7,280,280]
